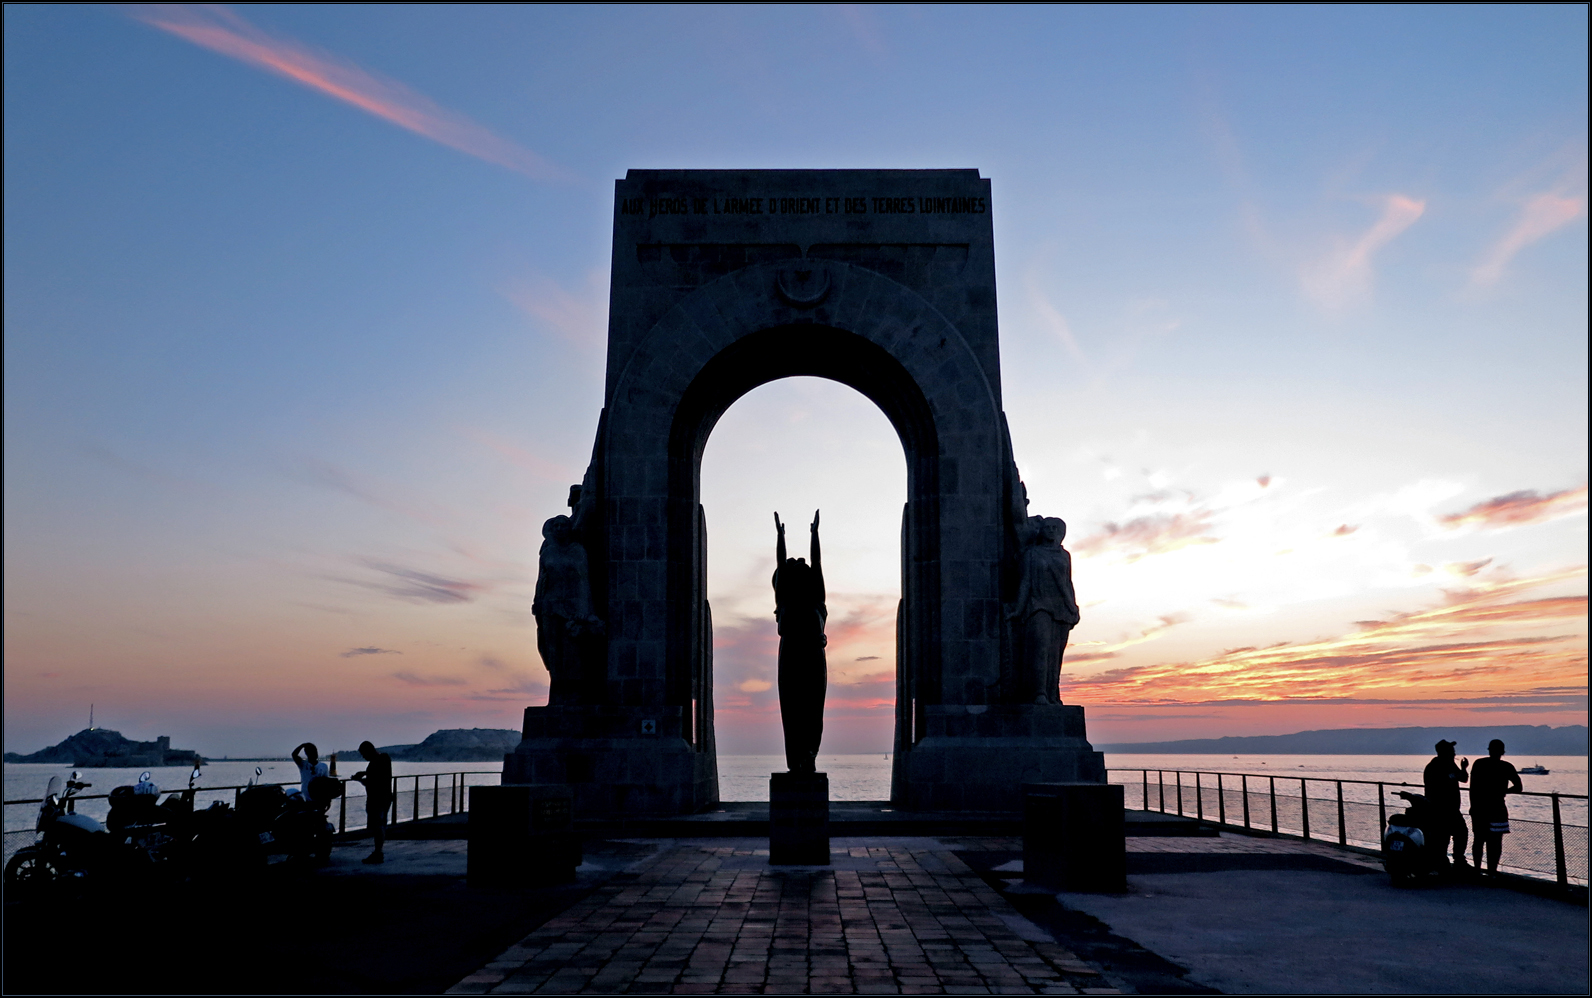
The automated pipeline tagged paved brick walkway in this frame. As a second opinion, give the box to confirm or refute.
[448,837,1122,995]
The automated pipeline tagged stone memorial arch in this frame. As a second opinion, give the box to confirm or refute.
[506,170,1105,815]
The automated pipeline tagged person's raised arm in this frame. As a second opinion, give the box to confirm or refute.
[774,512,787,565]
[809,510,822,589]
[291,743,306,765]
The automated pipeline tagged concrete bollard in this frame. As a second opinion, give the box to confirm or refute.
[769,772,830,865]
[468,784,580,887]
[1023,782,1126,892]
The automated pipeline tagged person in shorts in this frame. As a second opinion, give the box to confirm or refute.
[352,741,393,865]
[1469,738,1523,876]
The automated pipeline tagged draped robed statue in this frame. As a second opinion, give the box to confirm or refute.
[533,502,603,705]
[773,510,827,774]
[1009,483,1080,705]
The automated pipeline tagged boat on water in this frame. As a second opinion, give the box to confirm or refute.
[1519,763,1550,775]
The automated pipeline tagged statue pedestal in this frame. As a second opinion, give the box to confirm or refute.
[1022,782,1125,892]
[467,784,580,887]
[503,706,718,817]
[900,704,1106,811]
[769,772,830,865]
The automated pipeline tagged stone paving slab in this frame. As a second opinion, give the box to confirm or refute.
[448,836,1122,995]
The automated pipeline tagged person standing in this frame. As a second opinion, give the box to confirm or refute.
[1422,739,1469,873]
[291,742,327,798]
[1469,738,1523,876]
[352,740,394,865]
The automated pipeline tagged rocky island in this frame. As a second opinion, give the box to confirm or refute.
[337,727,520,762]
[4,728,201,768]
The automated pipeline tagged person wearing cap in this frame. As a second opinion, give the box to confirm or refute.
[1469,739,1523,877]
[1422,739,1470,873]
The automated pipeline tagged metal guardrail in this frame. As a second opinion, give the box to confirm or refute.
[1108,768,1589,889]
[3,771,500,865]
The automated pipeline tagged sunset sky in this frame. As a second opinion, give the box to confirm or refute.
[4,5,1586,757]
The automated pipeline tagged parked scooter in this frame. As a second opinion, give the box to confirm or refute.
[1383,790,1442,885]
[4,773,109,897]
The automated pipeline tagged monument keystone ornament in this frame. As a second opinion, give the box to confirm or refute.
[505,170,1106,815]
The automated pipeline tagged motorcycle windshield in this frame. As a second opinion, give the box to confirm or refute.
[38,776,63,829]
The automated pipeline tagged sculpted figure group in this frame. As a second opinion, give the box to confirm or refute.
[533,478,1076,725]
[1009,484,1079,705]
[533,488,603,706]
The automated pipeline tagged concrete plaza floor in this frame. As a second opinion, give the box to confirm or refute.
[1056,834,1589,995]
[446,834,1588,996]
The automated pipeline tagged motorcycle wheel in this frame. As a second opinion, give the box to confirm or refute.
[4,847,62,899]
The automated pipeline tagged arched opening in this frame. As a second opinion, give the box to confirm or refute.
[665,324,945,803]
[699,376,905,799]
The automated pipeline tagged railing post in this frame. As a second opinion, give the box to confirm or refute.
[1195,773,1203,820]
[1142,770,1148,812]
[1217,773,1226,826]
[339,789,347,835]
[413,775,420,822]
[1241,774,1251,829]
[1158,771,1166,813]
[391,777,398,825]
[1175,772,1183,816]
[1269,777,1278,833]
[1301,779,1311,839]
[433,774,439,819]
[1378,782,1386,838]
[1552,794,1567,887]
[1336,781,1346,845]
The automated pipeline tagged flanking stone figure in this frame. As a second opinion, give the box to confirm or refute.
[772,510,827,773]
[532,490,603,706]
[1009,487,1080,705]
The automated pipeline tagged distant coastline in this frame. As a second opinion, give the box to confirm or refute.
[5,727,522,766]
[1099,724,1587,756]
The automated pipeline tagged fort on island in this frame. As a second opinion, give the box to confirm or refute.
[503,168,1106,819]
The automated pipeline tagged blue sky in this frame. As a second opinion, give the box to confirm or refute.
[4,4,1586,756]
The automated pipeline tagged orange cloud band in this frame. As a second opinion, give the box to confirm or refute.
[1065,580,1587,706]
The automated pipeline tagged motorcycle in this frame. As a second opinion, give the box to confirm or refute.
[234,767,340,866]
[1383,790,1442,885]
[4,773,110,897]
[107,766,243,878]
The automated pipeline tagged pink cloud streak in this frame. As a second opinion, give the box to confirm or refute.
[1473,188,1587,286]
[130,5,568,180]
[1440,485,1587,531]
[1302,194,1425,306]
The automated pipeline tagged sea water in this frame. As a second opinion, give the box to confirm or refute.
[7,752,1585,834]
